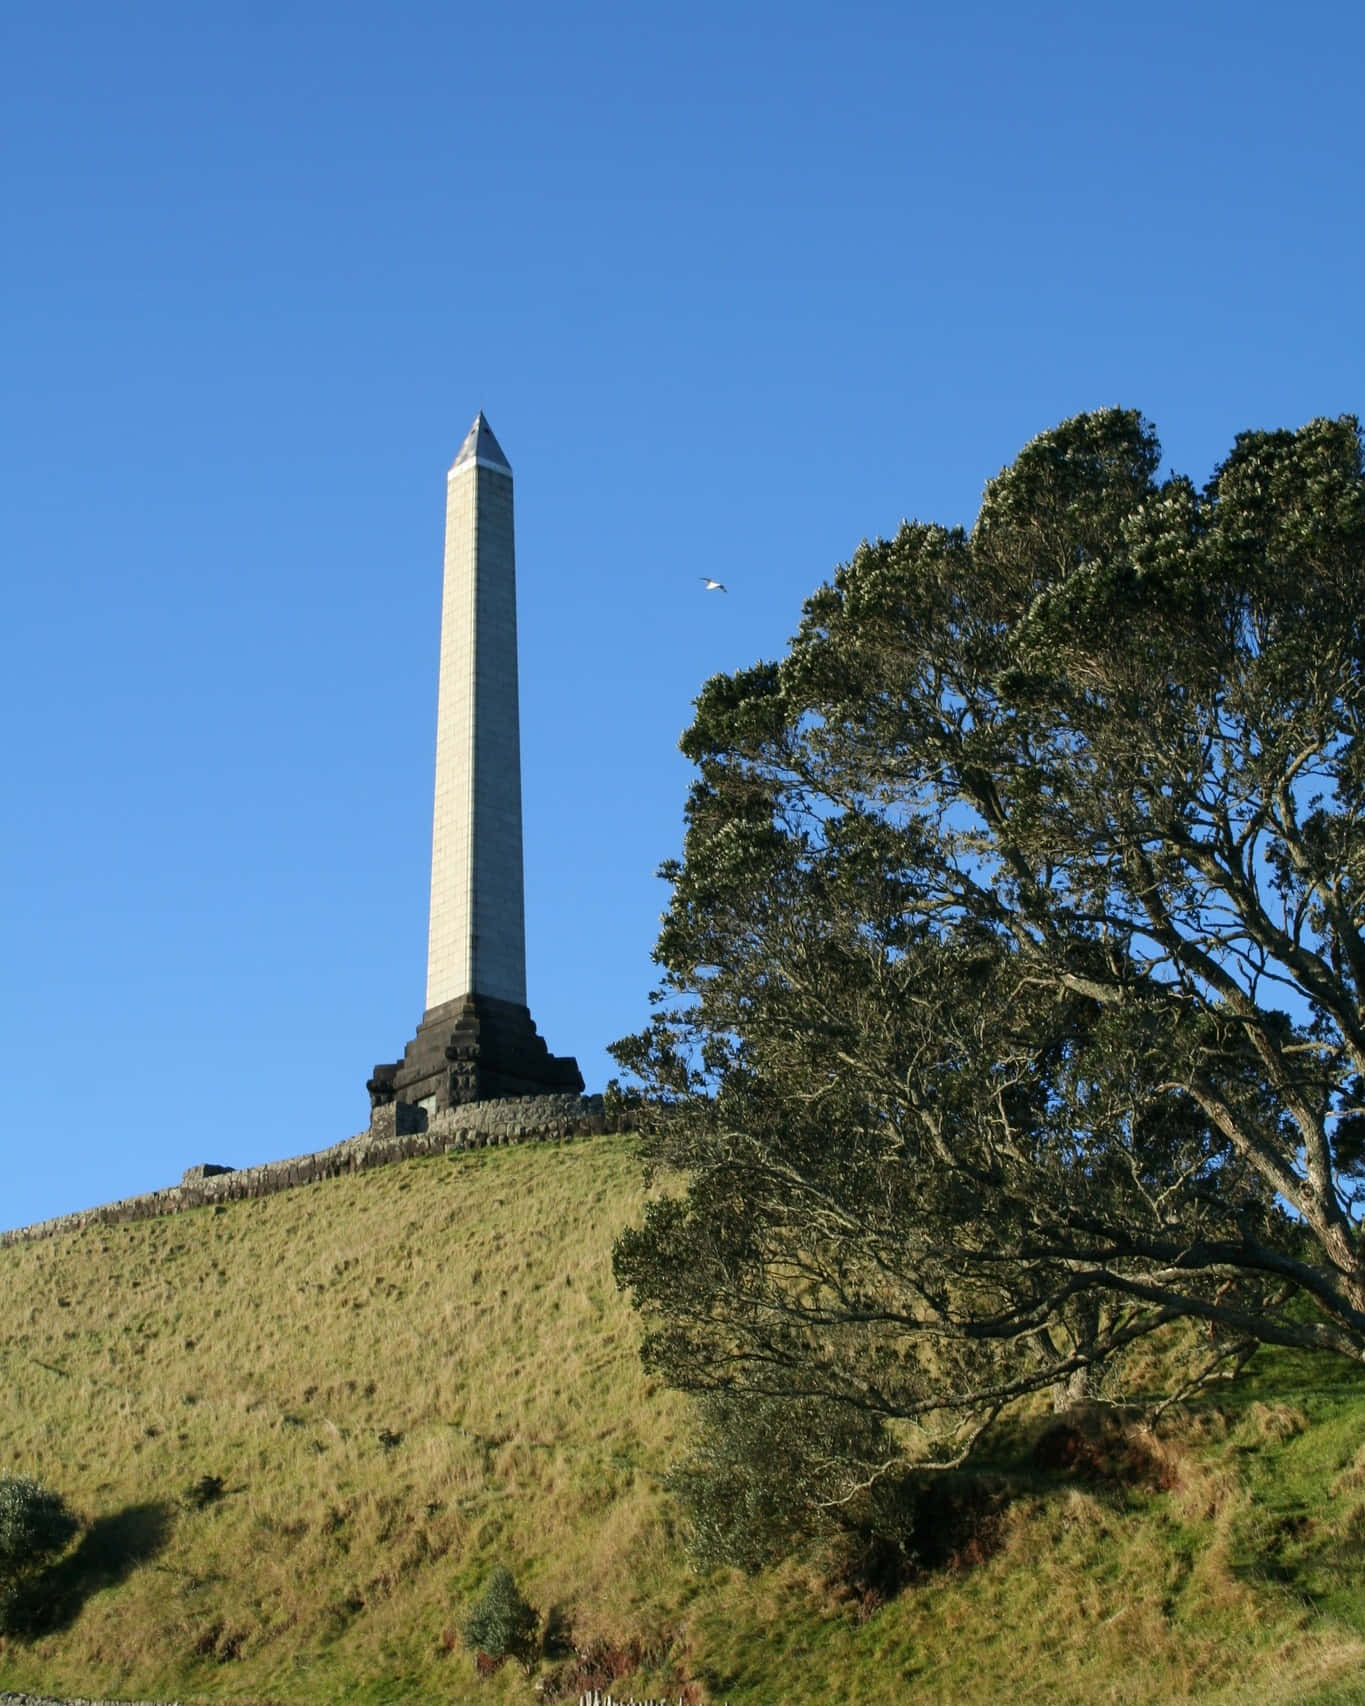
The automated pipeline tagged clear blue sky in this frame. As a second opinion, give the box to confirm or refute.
[3,0,1362,1230]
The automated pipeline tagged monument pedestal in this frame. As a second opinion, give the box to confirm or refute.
[368,994,583,1117]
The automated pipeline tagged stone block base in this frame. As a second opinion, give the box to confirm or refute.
[367,1099,430,1141]
[368,992,583,1116]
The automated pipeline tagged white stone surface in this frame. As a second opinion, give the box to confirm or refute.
[426,426,527,1009]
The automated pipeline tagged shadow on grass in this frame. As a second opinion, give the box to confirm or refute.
[7,1501,175,1638]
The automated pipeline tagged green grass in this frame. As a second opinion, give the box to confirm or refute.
[1,1134,1364,1704]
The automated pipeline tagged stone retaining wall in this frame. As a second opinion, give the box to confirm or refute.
[0,1696,179,1706]
[0,1095,618,1248]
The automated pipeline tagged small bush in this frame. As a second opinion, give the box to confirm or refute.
[462,1562,538,1666]
[0,1477,81,1636]
[0,1477,80,1582]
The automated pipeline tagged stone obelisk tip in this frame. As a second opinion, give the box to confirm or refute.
[450,411,512,476]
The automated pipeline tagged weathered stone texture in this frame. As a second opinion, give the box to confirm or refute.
[180,1162,234,1184]
[0,1695,178,1706]
[370,992,583,1114]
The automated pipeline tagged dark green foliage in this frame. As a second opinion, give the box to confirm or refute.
[667,1393,901,1572]
[0,1476,80,1581]
[671,1394,1007,1593]
[462,1561,538,1664]
[614,410,1365,1542]
[0,1476,81,1634]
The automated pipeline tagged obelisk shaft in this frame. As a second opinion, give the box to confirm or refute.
[426,415,527,1011]
[366,414,581,1118]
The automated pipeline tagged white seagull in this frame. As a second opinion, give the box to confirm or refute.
[700,576,728,593]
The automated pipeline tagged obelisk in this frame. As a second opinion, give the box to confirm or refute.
[368,415,582,1117]
[427,412,526,1013]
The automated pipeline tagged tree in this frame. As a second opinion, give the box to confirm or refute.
[612,410,1365,1542]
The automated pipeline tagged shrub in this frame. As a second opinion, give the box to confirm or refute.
[0,1477,80,1583]
[0,1477,80,1636]
[462,1562,538,1665]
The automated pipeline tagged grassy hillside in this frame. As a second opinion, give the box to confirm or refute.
[1,1135,1364,1705]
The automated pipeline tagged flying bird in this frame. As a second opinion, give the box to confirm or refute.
[700,576,728,593]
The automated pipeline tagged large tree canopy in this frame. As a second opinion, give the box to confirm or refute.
[613,410,1365,1516]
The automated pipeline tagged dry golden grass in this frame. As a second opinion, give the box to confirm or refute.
[0,1134,1362,1705]
[0,1140,689,1703]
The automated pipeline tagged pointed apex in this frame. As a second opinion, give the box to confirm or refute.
[450,411,512,476]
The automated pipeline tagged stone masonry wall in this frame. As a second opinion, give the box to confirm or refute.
[0,1695,177,1706]
[0,1095,617,1248]
[0,1696,176,1706]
